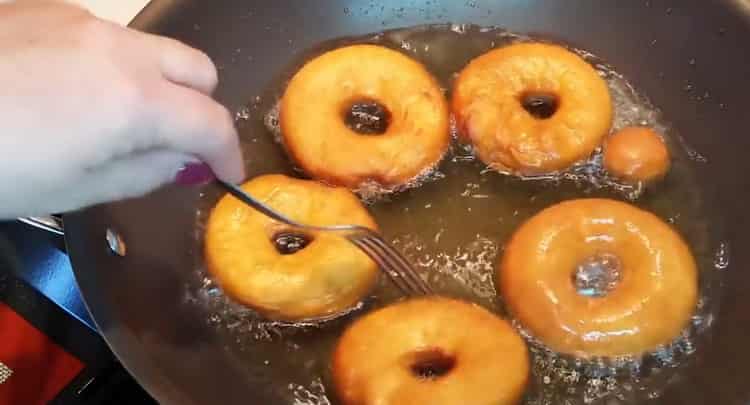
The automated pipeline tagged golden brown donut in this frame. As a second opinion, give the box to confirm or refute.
[604,126,671,183]
[499,199,698,357]
[453,42,613,175]
[280,44,450,189]
[332,297,529,405]
[204,174,378,321]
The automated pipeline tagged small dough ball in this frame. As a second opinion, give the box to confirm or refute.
[604,126,670,183]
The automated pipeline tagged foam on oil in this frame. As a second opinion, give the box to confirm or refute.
[186,24,723,405]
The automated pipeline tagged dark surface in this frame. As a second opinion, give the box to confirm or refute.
[0,221,94,329]
[62,0,750,404]
[0,223,155,404]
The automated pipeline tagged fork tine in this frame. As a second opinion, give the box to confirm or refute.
[349,238,413,293]
[357,236,424,294]
[356,237,420,295]
[355,236,432,296]
[365,236,433,295]
[364,237,431,293]
[367,236,433,295]
[360,237,421,295]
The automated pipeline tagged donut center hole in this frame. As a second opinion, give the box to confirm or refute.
[520,91,560,119]
[272,232,312,255]
[343,99,391,135]
[409,349,456,380]
[573,253,622,298]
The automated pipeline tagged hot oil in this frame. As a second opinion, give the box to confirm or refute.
[187,25,725,405]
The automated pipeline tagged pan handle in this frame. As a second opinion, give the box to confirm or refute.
[18,215,65,235]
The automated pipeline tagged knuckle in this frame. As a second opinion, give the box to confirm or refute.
[202,55,219,90]
[218,106,237,136]
[120,76,146,102]
[180,44,218,90]
[51,0,95,19]
[197,49,219,82]
[206,106,238,152]
[213,107,237,143]
[172,39,218,90]
[114,77,149,117]
[77,18,118,50]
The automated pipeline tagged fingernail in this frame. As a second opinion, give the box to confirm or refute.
[175,162,215,186]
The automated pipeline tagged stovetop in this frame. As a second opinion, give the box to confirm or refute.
[0,221,93,330]
[0,221,155,404]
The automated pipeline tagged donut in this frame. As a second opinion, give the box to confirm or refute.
[452,42,613,175]
[280,44,450,190]
[332,297,529,405]
[604,126,671,183]
[499,199,698,357]
[204,174,378,321]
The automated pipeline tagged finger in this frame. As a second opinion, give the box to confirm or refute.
[51,150,194,214]
[136,30,218,95]
[148,81,245,183]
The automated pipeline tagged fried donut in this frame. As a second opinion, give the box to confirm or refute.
[332,297,529,405]
[499,199,698,357]
[453,42,613,174]
[280,44,450,189]
[604,126,671,183]
[204,174,378,321]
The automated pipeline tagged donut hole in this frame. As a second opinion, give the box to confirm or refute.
[519,91,560,120]
[272,232,313,255]
[572,253,622,298]
[342,99,391,135]
[409,349,457,380]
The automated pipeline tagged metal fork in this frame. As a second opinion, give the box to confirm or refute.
[217,180,433,296]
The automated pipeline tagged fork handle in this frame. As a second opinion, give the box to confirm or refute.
[216,180,299,226]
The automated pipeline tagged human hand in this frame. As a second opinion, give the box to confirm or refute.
[0,0,244,218]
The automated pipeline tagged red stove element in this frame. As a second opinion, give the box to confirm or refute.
[0,303,84,405]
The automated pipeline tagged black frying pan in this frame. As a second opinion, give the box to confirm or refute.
[56,0,750,403]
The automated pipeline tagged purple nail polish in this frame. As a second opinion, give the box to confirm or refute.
[175,162,215,186]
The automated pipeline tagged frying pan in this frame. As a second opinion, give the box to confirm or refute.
[44,0,750,403]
